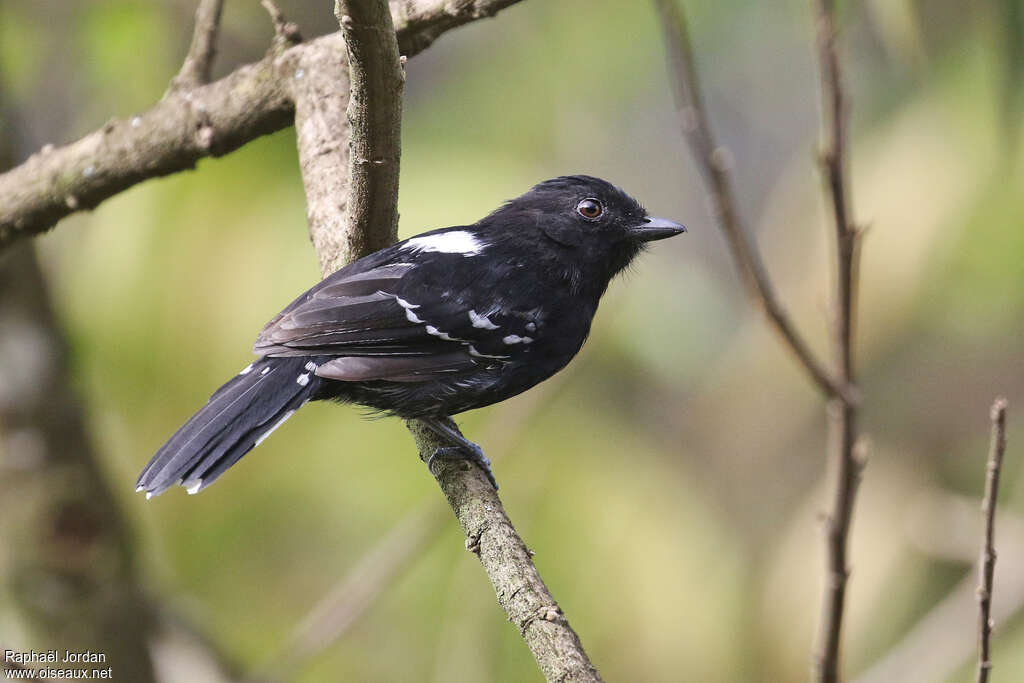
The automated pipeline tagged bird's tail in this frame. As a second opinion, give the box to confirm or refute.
[136,356,322,498]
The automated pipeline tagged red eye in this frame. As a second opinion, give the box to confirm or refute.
[576,198,603,219]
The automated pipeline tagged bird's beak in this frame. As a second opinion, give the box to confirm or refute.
[630,216,688,242]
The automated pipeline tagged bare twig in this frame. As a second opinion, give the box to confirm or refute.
[334,0,404,274]
[654,2,864,677]
[978,397,1008,683]
[652,0,854,405]
[169,0,225,92]
[261,0,303,54]
[811,2,865,681]
[390,0,522,56]
[854,487,1024,683]
[0,0,525,250]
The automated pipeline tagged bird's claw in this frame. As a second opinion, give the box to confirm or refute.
[428,443,498,490]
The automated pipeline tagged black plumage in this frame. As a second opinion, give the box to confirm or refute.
[136,175,685,497]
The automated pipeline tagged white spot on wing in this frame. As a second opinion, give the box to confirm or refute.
[304,361,318,372]
[260,366,271,375]
[395,295,424,323]
[239,363,254,375]
[255,409,297,447]
[297,373,310,386]
[145,492,154,500]
[402,230,485,255]
[468,345,508,359]
[184,478,203,495]
[469,310,500,330]
[424,325,464,342]
[394,296,419,309]
[135,485,144,493]
[502,335,533,345]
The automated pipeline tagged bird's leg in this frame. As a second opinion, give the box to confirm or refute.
[420,416,498,489]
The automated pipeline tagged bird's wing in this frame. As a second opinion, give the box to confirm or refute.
[253,257,538,383]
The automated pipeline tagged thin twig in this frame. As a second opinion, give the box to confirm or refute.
[652,0,854,405]
[654,2,864,677]
[811,1,865,681]
[260,0,302,55]
[978,397,1008,683]
[853,487,1024,683]
[0,0,526,250]
[169,0,225,92]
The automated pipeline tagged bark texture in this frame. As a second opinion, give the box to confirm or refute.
[335,0,405,275]
[0,0,524,251]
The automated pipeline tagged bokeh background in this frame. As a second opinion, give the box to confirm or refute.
[2,0,1023,681]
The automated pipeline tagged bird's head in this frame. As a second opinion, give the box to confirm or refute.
[481,175,686,277]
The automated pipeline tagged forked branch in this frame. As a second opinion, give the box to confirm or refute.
[0,0,525,250]
[652,0,854,405]
[168,0,225,92]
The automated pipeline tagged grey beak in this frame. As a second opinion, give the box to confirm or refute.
[630,216,687,242]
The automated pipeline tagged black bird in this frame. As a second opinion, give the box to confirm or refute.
[136,175,685,497]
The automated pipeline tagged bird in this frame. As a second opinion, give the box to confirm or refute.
[136,175,686,498]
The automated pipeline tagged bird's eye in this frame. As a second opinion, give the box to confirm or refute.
[576,198,603,219]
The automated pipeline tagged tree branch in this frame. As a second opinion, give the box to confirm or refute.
[168,0,225,92]
[652,0,854,405]
[406,423,603,682]
[853,488,1024,683]
[811,2,865,681]
[653,2,866,677]
[977,397,1008,683]
[283,1,601,679]
[0,0,525,251]
[334,0,404,274]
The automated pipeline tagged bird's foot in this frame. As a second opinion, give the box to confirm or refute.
[427,443,498,490]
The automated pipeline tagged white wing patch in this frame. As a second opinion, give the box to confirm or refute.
[402,231,485,255]
[468,310,500,330]
[394,296,424,323]
[468,345,508,360]
[502,335,533,345]
[424,325,467,342]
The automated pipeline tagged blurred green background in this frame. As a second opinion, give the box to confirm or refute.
[2,0,1023,681]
